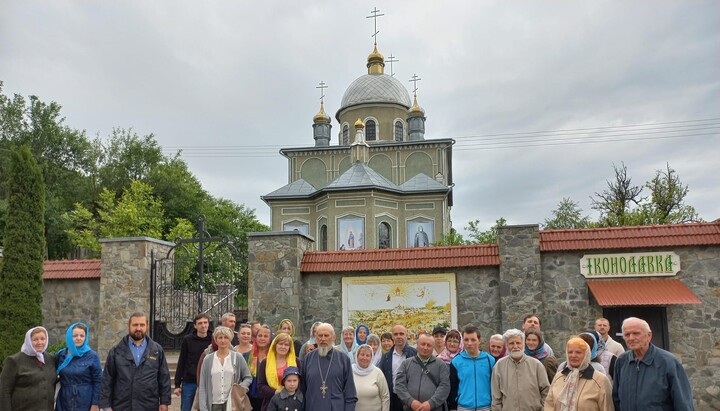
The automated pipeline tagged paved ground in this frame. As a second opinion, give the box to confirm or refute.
[166,351,181,411]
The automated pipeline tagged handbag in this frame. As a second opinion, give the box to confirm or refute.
[231,383,251,411]
[230,352,252,411]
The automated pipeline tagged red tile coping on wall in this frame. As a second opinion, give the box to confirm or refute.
[301,244,500,273]
[43,259,101,280]
[587,279,702,306]
[540,221,720,252]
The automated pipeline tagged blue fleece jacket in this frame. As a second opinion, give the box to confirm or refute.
[449,350,495,409]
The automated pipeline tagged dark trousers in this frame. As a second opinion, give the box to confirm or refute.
[390,392,404,411]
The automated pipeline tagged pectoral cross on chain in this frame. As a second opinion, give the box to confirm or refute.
[320,382,328,398]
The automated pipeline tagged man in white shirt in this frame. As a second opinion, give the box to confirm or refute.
[595,317,625,357]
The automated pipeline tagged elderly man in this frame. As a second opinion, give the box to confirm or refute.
[395,333,450,411]
[612,317,694,410]
[594,317,625,357]
[301,323,357,410]
[380,324,418,411]
[521,314,554,356]
[491,328,549,411]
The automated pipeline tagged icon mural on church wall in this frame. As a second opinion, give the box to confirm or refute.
[407,219,433,247]
[337,216,364,250]
[342,274,457,346]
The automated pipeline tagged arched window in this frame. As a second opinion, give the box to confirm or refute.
[378,222,391,249]
[342,124,349,145]
[366,119,376,141]
[394,121,404,141]
[320,225,328,251]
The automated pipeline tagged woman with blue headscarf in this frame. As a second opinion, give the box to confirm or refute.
[55,322,102,411]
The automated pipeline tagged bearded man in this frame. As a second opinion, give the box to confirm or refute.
[301,322,358,410]
[100,311,171,411]
[490,328,548,410]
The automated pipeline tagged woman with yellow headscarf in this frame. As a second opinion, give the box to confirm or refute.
[544,336,614,411]
[257,332,298,411]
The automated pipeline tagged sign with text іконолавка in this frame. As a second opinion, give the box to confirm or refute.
[580,252,680,278]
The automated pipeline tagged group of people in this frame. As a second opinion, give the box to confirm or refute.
[0,311,695,411]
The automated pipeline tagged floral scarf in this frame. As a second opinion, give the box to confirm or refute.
[559,337,591,411]
[437,329,464,363]
[524,329,550,362]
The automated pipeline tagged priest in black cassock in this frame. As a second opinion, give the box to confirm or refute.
[302,322,357,410]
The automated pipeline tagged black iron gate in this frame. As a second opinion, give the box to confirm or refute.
[150,215,247,350]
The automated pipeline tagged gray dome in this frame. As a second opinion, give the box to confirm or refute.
[340,74,412,110]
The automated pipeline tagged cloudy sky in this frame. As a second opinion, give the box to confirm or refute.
[2,1,718,234]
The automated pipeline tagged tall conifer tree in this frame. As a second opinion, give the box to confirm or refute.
[0,146,46,366]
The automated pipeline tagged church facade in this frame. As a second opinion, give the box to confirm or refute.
[262,45,453,251]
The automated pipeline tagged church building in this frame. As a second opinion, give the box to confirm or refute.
[262,44,453,251]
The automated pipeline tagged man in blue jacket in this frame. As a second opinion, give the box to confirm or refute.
[380,324,417,411]
[100,311,172,411]
[449,325,495,411]
[612,317,694,411]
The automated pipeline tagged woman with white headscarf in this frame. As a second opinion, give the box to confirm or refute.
[543,336,614,411]
[352,344,390,411]
[0,326,57,410]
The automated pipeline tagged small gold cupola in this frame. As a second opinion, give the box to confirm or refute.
[313,101,331,124]
[367,45,385,75]
[409,94,425,117]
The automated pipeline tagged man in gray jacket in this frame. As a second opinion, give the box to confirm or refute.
[394,333,450,411]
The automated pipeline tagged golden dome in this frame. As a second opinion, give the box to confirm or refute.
[354,118,365,128]
[368,45,384,62]
[409,94,425,116]
[366,45,385,75]
[313,101,330,124]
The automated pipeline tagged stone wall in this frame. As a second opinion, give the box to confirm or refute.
[248,231,313,331]
[42,278,100,349]
[497,225,544,330]
[97,237,174,357]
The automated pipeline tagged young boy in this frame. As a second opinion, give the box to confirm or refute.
[267,366,304,411]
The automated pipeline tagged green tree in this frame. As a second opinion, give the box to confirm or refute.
[0,82,94,258]
[433,229,468,246]
[591,162,644,226]
[0,146,46,365]
[642,163,701,224]
[465,217,507,244]
[543,198,591,229]
[92,129,165,195]
[63,180,166,255]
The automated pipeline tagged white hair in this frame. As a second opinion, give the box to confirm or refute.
[502,328,525,345]
[622,317,651,333]
[316,322,335,337]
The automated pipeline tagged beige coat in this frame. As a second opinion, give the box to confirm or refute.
[491,355,549,411]
[544,366,614,411]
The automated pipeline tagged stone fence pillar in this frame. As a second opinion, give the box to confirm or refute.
[97,237,174,358]
[497,224,543,331]
[247,231,314,331]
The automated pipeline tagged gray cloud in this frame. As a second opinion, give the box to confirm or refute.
[2,1,718,235]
